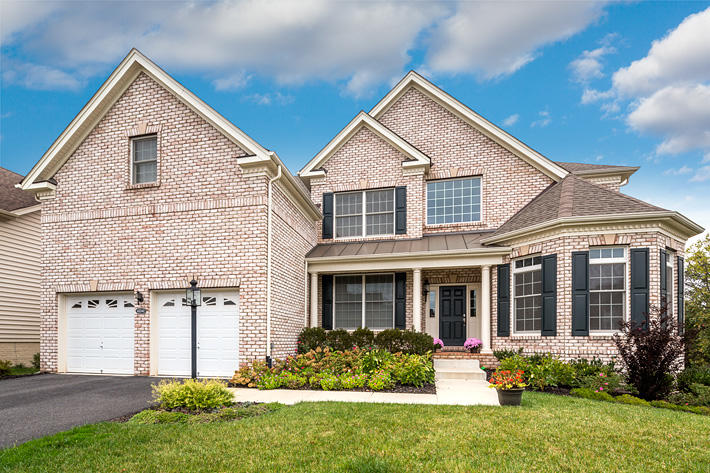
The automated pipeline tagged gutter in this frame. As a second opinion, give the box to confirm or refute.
[266,164,282,367]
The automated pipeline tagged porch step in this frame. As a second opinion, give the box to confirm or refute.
[434,358,487,381]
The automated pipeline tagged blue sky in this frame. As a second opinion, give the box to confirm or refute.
[1,1,709,240]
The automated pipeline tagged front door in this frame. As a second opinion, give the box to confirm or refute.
[439,286,466,346]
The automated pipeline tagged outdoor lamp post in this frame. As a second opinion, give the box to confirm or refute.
[185,279,201,379]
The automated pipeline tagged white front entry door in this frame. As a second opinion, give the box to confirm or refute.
[156,291,239,378]
[66,294,135,374]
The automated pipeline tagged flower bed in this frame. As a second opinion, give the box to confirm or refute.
[231,347,435,393]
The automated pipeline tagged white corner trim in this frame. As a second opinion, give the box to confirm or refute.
[299,111,430,178]
[368,71,568,181]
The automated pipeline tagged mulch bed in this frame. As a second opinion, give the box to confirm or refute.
[109,402,263,423]
[229,383,436,394]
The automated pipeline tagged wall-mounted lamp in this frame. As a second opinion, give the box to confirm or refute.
[136,291,144,304]
[422,279,430,297]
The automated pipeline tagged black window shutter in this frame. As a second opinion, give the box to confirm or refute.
[497,264,510,337]
[571,251,589,336]
[660,249,668,319]
[322,193,334,239]
[677,256,685,335]
[395,186,407,235]
[630,248,649,329]
[541,254,557,336]
[322,274,333,330]
[395,272,406,329]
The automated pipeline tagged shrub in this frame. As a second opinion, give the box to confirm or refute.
[319,374,341,391]
[498,355,531,378]
[0,359,11,376]
[231,361,270,387]
[374,329,434,355]
[374,329,408,353]
[526,356,576,391]
[613,306,684,400]
[340,373,368,389]
[615,394,650,407]
[32,353,40,371]
[667,383,710,407]
[569,357,617,381]
[493,348,523,361]
[577,372,623,393]
[326,329,354,351]
[351,327,375,349]
[360,349,394,374]
[570,387,615,402]
[676,365,710,392]
[297,327,327,354]
[391,353,435,387]
[367,370,394,391]
[128,410,189,424]
[256,373,284,390]
[650,400,710,415]
[152,379,233,411]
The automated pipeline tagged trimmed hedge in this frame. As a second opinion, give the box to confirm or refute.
[570,387,710,416]
[296,327,434,355]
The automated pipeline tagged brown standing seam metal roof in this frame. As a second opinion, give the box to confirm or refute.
[306,230,497,259]
[554,161,639,175]
[0,167,36,212]
[490,174,667,238]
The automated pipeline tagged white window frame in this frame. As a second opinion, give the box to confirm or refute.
[425,176,482,226]
[334,189,395,239]
[333,273,395,330]
[512,255,542,335]
[589,247,628,335]
[130,134,158,185]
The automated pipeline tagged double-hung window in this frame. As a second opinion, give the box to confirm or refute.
[335,189,394,237]
[131,135,157,184]
[513,256,542,333]
[663,253,673,317]
[333,274,394,329]
[589,247,626,332]
[426,177,481,225]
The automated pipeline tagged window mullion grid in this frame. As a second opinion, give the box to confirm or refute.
[361,274,366,328]
[361,192,366,238]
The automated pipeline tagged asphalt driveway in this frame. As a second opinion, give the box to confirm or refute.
[0,374,160,448]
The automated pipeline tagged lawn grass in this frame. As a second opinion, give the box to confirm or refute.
[1,392,708,472]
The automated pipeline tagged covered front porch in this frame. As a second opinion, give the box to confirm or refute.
[306,233,510,354]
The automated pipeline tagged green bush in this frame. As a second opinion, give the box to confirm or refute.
[0,359,12,376]
[373,329,434,355]
[152,379,233,411]
[32,353,40,371]
[526,356,576,390]
[493,348,523,361]
[676,365,710,391]
[326,329,354,351]
[650,400,710,415]
[256,373,284,390]
[577,372,623,393]
[351,327,375,349]
[569,357,617,382]
[128,410,189,424]
[367,370,394,391]
[319,374,341,391]
[360,349,394,374]
[391,353,435,387]
[498,355,531,378]
[570,387,615,402]
[297,327,327,354]
[615,394,650,407]
[340,373,368,389]
[667,383,710,407]
[232,360,270,387]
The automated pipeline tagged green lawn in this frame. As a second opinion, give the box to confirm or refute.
[1,392,708,473]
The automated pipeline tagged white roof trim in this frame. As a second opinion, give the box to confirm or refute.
[0,203,41,218]
[369,71,569,181]
[299,111,430,178]
[20,48,272,190]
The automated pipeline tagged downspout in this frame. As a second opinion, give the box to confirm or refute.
[266,164,282,368]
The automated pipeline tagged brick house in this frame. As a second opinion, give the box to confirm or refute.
[18,51,703,376]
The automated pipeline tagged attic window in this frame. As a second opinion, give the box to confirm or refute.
[131,135,157,184]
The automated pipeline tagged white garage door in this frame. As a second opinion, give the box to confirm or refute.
[66,294,135,374]
[156,290,239,378]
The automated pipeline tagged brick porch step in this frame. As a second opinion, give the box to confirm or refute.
[433,358,487,381]
[432,351,500,369]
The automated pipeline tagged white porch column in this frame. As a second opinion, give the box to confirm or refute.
[412,268,422,331]
[481,265,493,353]
[310,272,319,328]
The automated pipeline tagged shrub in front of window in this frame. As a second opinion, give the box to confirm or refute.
[152,379,233,411]
[374,329,434,355]
[326,329,354,351]
[297,327,328,354]
[391,353,435,387]
[493,348,524,361]
[613,306,684,400]
[351,327,375,349]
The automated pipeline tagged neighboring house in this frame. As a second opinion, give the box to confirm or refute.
[0,167,41,365]
[17,50,703,376]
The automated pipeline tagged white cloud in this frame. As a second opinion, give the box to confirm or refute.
[627,84,710,155]
[2,61,82,90]
[531,110,551,128]
[612,7,710,97]
[690,165,710,182]
[425,2,606,79]
[0,0,61,44]
[213,72,251,91]
[502,114,519,126]
[703,153,710,164]
[663,165,693,176]
[570,43,616,83]
[244,92,294,106]
[581,88,614,104]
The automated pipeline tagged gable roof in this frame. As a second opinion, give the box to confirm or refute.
[299,111,430,177]
[483,174,704,243]
[369,71,569,181]
[0,167,38,214]
[17,49,319,220]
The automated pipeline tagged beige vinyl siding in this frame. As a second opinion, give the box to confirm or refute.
[0,210,41,343]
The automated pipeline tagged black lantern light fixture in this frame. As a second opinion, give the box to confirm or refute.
[422,279,430,297]
[185,279,201,379]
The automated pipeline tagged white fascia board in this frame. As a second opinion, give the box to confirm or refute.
[482,212,705,244]
[21,49,271,190]
[299,111,430,178]
[369,71,569,181]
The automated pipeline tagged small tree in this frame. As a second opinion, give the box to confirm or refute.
[613,306,684,400]
[686,234,710,367]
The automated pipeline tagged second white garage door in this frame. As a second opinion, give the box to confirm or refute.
[156,291,239,378]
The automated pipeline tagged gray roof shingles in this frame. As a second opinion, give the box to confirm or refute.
[0,167,36,212]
